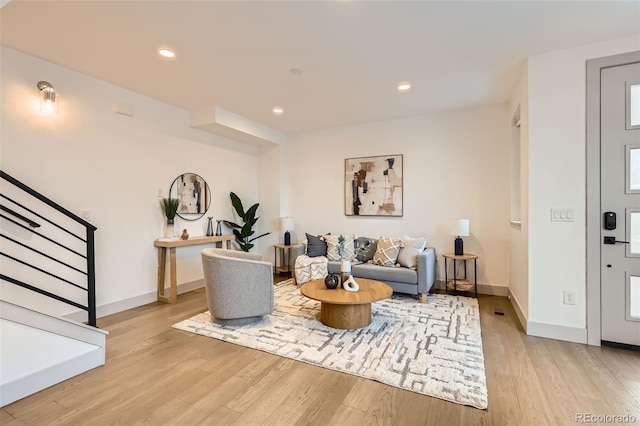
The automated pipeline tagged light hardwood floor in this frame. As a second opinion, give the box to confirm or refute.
[3,280,639,426]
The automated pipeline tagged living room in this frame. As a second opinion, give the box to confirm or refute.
[1,1,639,423]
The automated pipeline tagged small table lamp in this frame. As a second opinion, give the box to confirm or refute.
[280,217,294,245]
[452,219,470,256]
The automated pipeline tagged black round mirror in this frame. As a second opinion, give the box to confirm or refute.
[169,173,211,221]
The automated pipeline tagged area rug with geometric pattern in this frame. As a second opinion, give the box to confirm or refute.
[172,279,488,409]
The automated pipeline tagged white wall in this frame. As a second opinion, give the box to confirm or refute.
[509,62,530,323]
[286,105,511,289]
[257,145,283,263]
[525,35,639,339]
[0,47,260,318]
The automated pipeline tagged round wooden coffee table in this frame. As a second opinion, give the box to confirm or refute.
[300,278,393,329]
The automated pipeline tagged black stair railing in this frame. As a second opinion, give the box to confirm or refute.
[0,170,98,326]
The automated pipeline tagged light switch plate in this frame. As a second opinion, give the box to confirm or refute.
[550,208,575,222]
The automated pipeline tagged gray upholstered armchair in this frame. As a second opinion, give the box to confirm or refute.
[201,248,274,325]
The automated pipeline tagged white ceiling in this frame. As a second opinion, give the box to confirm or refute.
[1,1,639,134]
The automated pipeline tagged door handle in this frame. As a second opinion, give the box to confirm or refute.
[603,236,629,244]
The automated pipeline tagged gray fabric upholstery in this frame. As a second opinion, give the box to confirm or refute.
[201,248,274,323]
[352,263,418,283]
[298,246,436,298]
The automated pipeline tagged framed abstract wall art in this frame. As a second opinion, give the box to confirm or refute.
[345,154,403,216]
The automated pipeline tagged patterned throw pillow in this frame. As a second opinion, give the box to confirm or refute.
[356,238,378,262]
[325,234,357,261]
[305,233,327,258]
[397,235,427,269]
[372,237,402,267]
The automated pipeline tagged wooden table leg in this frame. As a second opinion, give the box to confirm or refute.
[320,302,371,329]
[157,247,167,302]
[169,247,177,303]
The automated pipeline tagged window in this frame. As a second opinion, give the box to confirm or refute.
[626,81,640,129]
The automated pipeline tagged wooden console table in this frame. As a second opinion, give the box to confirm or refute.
[154,235,235,303]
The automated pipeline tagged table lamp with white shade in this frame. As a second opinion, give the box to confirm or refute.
[451,219,470,256]
[280,217,294,245]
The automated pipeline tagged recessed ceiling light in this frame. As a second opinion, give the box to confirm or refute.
[159,49,175,58]
[272,107,284,115]
[398,82,411,92]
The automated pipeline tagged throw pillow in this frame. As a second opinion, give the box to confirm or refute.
[325,234,357,261]
[305,233,327,258]
[355,238,378,262]
[397,235,427,269]
[372,236,402,267]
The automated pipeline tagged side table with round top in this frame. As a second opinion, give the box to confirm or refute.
[299,278,393,330]
[442,252,479,298]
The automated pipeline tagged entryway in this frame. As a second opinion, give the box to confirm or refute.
[587,51,640,349]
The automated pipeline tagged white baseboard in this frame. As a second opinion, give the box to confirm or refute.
[433,281,509,297]
[526,321,588,344]
[508,289,528,333]
[64,279,205,322]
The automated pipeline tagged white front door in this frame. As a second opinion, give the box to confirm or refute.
[601,61,640,348]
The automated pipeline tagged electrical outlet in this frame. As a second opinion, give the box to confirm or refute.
[157,188,163,197]
[563,290,576,305]
[81,210,91,222]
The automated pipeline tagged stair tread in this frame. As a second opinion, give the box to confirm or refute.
[0,319,100,385]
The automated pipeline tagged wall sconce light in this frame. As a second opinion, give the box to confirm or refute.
[37,81,58,114]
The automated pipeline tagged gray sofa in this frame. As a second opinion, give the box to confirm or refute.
[201,248,274,325]
[292,236,436,301]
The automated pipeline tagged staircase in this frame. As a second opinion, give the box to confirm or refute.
[0,171,106,407]
[0,301,107,407]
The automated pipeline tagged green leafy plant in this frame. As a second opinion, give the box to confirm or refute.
[160,197,180,224]
[337,235,346,259]
[223,192,270,252]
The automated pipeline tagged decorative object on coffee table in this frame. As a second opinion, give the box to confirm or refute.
[324,273,340,289]
[160,197,179,238]
[340,259,351,285]
[345,154,403,216]
[342,275,360,292]
[181,229,189,240]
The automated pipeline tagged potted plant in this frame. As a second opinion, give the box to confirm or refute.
[160,197,179,237]
[223,192,270,252]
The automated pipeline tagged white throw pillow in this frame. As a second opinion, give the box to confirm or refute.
[324,234,357,261]
[372,236,402,267]
[397,235,427,269]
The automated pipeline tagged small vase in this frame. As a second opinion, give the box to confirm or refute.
[206,217,214,236]
[181,229,189,240]
[215,220,222,236]
[164,219,175,238]
[324,273,339,289]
